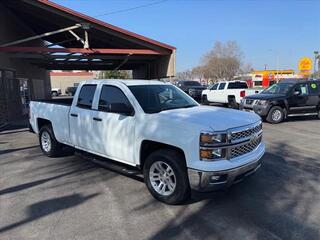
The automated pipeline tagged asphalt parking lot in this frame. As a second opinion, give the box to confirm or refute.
[0,117,320,240]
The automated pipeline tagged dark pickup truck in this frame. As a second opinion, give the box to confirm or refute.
[240,79,320,123]
[177,80,206,100]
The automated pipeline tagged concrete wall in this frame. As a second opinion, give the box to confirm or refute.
[0,3,51,123]
[132,50,176,80]
[50,72,94,94]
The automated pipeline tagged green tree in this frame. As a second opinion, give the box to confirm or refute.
[98,70,132,79]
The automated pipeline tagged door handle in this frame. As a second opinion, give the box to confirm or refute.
[93,117,102,122]
[70,113,78,117]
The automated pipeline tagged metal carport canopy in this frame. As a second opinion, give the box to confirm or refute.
[0,0,176,78]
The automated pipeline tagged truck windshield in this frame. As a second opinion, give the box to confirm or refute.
[262,82,295,94]
[129,85,198,113]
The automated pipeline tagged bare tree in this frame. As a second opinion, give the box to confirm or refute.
[175,70,194,80]
[240,63,254,74]
[196,41,243,81]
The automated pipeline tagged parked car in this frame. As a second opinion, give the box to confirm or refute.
[65,86,77,96]
[51,88,61,97]
[29,80,265,204]
[201,81,261,108]
[177,80,207,100]
[240,79,320,124]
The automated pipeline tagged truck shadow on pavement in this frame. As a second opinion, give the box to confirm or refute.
[0,165,94,196]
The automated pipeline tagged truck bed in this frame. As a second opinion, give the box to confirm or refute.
[29,98,72,144]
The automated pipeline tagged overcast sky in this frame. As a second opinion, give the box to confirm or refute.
[52,0,320,72]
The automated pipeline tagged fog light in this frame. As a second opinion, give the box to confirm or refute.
[209,174,228,183]
[210,175,221,181]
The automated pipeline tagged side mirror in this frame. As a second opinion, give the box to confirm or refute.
[102,103,134,116]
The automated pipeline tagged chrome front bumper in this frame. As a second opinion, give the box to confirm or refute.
[188,155,263,192]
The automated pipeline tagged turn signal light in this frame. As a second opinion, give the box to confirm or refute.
[200,149,213,159]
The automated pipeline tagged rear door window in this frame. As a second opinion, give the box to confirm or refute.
[77,84,97,109]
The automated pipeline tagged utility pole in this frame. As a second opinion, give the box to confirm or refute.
[314,51,319,74]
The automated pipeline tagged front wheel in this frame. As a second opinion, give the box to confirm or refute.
[266,106,285,124]
[143,149,190,205]
[39,125,62,157]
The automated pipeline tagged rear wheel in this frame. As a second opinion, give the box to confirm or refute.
[266,106,284,124]
[201,95,209,105]
[143,149,190,205]
[228,96,239,109]
[39,125,62,157]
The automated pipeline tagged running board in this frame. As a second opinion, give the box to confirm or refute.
[75,150,143,179]
[287,113,318,117]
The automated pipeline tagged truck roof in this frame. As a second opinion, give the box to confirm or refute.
[81,79,170,86]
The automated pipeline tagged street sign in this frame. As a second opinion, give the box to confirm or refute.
[298,57,313,71]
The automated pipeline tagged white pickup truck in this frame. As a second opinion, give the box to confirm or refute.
[29,80,265,204]
[201,81,261,108]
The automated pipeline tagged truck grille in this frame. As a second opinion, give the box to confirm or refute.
[230,122,262,143]
[230,136,262,159]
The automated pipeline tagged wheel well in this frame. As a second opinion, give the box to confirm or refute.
[37,118,51,131]
[139,140,186,169]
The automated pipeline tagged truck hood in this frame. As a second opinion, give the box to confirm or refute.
[245,93,286,100]
[157,106,261,131]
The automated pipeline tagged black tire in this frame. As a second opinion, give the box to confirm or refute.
[201,95,209,105]
[228,96,239,109]
[39,125,62,157]
[266,106,284,124]
[143,149,190,205]
[52,91,58,97]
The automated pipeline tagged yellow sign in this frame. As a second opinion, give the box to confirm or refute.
[298,57,313,71]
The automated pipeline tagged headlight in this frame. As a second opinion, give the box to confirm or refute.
[257,100,268,105]
[200,131,228,161]
[200,132,227,145]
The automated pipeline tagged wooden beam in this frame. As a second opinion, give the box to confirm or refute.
[0,46,168,55]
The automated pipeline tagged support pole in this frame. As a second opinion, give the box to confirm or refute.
[114,54,131,70]
[84,30,90,49]
[68,30,85,46]
[0,24,82,47]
